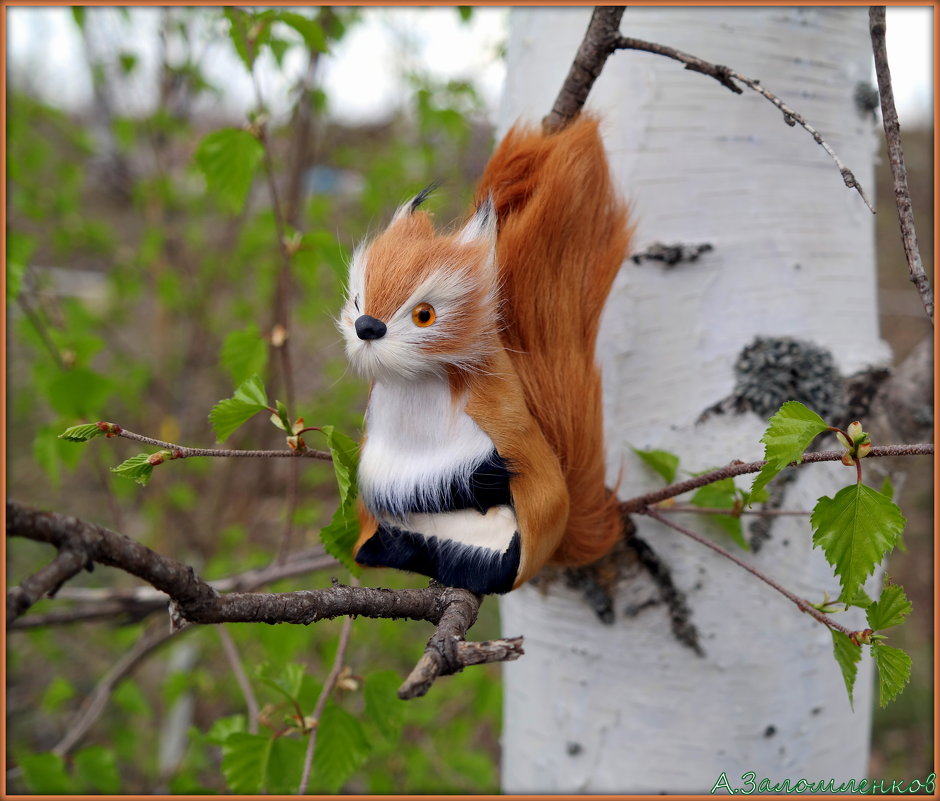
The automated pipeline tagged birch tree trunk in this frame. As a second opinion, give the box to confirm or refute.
[498,8,888,793]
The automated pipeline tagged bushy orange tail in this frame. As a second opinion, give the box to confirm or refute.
[474,115,630,566]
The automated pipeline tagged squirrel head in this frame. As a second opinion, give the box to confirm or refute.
[339,192,499,383]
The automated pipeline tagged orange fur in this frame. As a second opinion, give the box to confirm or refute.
[473,115,630,566]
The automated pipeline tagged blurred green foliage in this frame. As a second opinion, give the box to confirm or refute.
[7,6,500,794]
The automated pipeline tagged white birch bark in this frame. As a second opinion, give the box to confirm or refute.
[498,8,888,794]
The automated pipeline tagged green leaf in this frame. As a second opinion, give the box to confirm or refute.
[220,324,268,386]
[364,670,404,742]
[457,6,473,23]
[18,752,74,795]
[223,8,262,72]
[194,129,264,214]
[206,714,247,745]
[46,367,111,419]
[71,7,86,30]
[40,676,76,713]
[111,453,157,486]
[271,399,292,433]
[256,661,305,704]
[58,423,106,442]
[830,630,862,710]
[318,426,361,573]
[751,401,829,497]
[264,736,306,794]
[221,732,271,794]
[839,586,873,609]
[879,474,894,500]
[210,374,269,442]
[811,484,906,600]
[632,447,679,484]
[273,11,328,52]
[312,703,371,793]
[74,746,120,794]
[871,643,912,707]
[866,584,912,631]
[691,478,748,550]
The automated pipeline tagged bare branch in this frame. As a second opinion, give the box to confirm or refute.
[299,606,355,794]
[218,627,260,735]
[611,35,875,212]
[53,622,182,757]
[869,6,934,323]
[113,425,332,461]
[642,508,856,637]
[6,548,89,624]
[543,7,626,133]
[7,502,520,700]
[620,444,933,513]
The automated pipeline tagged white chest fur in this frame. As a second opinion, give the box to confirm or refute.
[359,377,497,518]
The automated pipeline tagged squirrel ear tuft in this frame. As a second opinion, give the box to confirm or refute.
[392,183,439,223]
[457,196,496,246]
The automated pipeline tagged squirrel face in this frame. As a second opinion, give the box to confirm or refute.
[339,198,499,383]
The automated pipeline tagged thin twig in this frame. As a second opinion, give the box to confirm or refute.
[112,425,331,461]
[642,508,855,637]
[657,504,810,518]
[611,36,875,212]
[53,622,184,757]
[298,595,356,794]
[621,444,933,513]
[6,548,88,624]
[869,6,934,323]
[217,626,260,734]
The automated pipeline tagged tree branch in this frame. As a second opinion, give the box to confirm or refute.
[543,7,874,210]
[642,508,857,637]
[113,425,332,461]
[6,502,519,700]
[620,444,933,513]
[869,5,934,323]
[6,548,89,625]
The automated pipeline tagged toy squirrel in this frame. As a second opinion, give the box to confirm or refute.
[338,115,630,594]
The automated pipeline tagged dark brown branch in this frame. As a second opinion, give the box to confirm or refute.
[869,6,934,323]
[6,548,88,624]
[543,7,626,133]
[621,444,933,513]
[6,502,519,700]
[642,508,857,637]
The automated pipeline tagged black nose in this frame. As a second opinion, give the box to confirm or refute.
[355,315,387,340]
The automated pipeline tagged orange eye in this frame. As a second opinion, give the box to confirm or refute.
[411,302,436,327]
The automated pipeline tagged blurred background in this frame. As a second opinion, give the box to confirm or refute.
[5,6,933,793]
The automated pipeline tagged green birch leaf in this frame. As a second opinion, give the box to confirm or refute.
[691,478,748,550]
[210,375,269,441]
[256,662,305,704]
[194,128,264,214]
[318,425,361,573]
[839,586,873,609]
[111,453,157,486]
[831,630,861,710]
[59,423,106,442]
[74,746,120,794]
[272,11,328,52]
[632,447,679,484]
[18,752,74,795]
[879,474,894,500]
[264,736,306,794]
[312,703,371,793]
[811,484,906,600]
[871,643,912,707]
[220,325,268,386]
[364,670,405,742]
[751,401,829,497]
[221,732,271,794]
[866,584,912,632]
